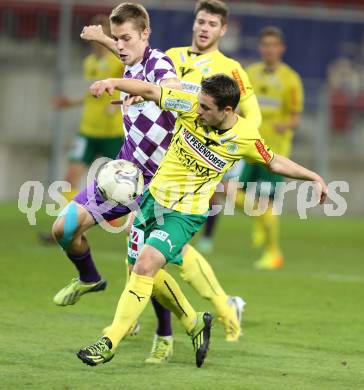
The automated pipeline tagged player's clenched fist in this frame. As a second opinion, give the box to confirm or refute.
[314,180,328,205]
[80,25,105,41]
[90,79,116,97]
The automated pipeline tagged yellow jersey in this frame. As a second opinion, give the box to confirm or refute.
[149,87,274,214]
[247,62,304,156]
[81,52,124,138]
[166,47,255,114]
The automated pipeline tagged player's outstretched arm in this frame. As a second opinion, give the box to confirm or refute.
[268,154,327,204]
[80,25,118,57]
[90,78,161,103]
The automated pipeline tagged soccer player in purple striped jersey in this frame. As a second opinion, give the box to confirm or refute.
[53,3,243,363]
[52,4,179,304]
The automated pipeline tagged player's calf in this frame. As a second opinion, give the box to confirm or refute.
[52,202,106,305]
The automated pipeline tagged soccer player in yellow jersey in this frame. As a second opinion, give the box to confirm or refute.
[137,0,261,357]
[166,0,261,126]
[82,1,253,357]
[76,73,327,367]
[241,27,304,269]
[167,0,262,253]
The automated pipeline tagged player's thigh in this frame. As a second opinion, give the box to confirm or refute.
[73,180,137,224]
[97,136,124,159]
[52,201,95,241]
[145,212,207,266]
[68,134,96,166]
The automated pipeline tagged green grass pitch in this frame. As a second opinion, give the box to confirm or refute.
[1,202,363,389]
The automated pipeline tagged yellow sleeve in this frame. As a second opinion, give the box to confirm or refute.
[230,63,261,128]
[239,94,262,129]
[165,48,181,78]
[286,72,304,113]
[165,48,174,58]
[159,87,198,117]
[165,48,179,67]
[243,138,274,165]
[230,64,254,102]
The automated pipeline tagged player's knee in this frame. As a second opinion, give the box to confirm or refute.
[133,255,154,276]
[133,247,164,277]
[52,202,80,251]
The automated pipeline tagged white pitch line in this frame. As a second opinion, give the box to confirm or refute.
[325,274,364,283]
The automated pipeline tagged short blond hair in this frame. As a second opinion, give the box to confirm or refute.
[110,3,150,32]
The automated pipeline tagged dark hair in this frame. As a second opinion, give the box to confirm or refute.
[201,74,240,110]
[90,14,110,36]
[110,3,150,32]
[195,0,228,25]
[259,26,285,43]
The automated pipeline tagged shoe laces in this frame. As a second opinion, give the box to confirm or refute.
[150,337,170,359]
[87,338,109,355]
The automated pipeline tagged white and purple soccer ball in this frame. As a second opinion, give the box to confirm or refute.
[96,159,144,205]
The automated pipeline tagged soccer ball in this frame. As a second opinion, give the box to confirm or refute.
[96,159,144,205]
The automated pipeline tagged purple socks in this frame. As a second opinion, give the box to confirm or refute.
[204,213,219,238]
[67,248,101,283]
[151,297,172,336]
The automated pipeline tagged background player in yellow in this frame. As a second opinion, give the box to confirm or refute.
[166,0,261,126]
[241,26,304,269]
[39,15,124,243]
[167,0,262,253]
[76,73,327,368]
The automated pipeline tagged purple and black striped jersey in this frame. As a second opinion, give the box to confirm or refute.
[117,46,177,180]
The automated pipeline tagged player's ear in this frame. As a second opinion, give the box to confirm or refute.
[224,105,234,115]
[219,24,227,38]
[142,27,151,41]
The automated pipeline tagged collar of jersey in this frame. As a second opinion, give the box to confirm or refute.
[187,47,220,58]
[262,62,282,74]
[202,121,238,144]
[125,46,152,74]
